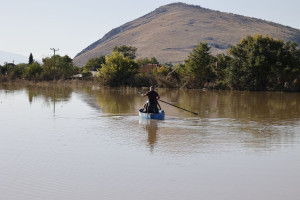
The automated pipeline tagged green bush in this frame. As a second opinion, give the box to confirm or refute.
[99,51,139,86]
[25,62,43,80]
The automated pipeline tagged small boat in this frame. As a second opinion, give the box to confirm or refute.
[139,109,165,120]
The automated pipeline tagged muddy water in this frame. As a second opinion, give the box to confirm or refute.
[0,86,299,200]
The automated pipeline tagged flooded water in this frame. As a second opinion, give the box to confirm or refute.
[0,85,300,200]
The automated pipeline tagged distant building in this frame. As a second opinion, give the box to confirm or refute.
[91,71,98,77]
[138,64,158,74]
[71,71,98,79]
[72,74,83,79]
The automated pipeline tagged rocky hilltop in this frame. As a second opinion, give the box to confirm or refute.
[73,2,300,67]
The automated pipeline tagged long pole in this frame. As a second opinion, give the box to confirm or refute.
[138,91,199,116]
[50,48,59,80]
[158,99,198,116]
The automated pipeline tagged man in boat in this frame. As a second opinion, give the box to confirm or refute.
[141,86,161,113]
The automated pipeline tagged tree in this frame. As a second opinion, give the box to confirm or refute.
[0,63,16,76]
[42,56,56,80]
[0,64,7,75]
[83,56,105,71]
[29,53,34,65]
[113,45,137,59]
[42,55,76,80]
[25,62,43,80]
[184,42,215,86]
[150,57,159,65]
[99,51,139,86]
[215,53,232,81]
[155,65,170,76]
[136,57,159,66]
[56,55,76,79]
[228,34,300,90]
[8,63,27,79]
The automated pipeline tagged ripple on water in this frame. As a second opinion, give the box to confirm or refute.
[1,88,300,200]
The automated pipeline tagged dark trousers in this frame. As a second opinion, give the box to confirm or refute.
[143,102,158,113]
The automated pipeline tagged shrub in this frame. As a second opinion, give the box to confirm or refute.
[99,51,139,86]
[25,62,43,80]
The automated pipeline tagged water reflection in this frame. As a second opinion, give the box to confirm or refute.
[26,86,72,104]
[5,86,298,125]
[139,119,158,152]
[0,84,72,105]
[82,88,144,114]
[1,85,300,200]
[1,85,299,153]
[153,89,300,125]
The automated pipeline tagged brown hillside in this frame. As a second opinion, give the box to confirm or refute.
[73,2,300,67]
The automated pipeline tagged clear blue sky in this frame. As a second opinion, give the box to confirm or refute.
[1,0,299,62]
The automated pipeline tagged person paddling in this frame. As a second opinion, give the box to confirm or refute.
[141,86,161,113]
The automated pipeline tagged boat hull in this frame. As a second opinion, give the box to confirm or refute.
[139,109,165,120]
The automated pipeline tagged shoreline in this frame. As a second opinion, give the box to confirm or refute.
[0,79,298,92]
[0,79,101,88]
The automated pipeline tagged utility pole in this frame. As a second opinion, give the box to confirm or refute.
[50,48,59,80]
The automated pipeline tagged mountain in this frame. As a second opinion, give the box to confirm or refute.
[73,2,300,67]
[0,51,28,65]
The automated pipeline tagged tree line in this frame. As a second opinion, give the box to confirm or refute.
[1,34,300,91]
[0,54,77,81]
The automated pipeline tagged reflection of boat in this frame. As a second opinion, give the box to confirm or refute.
[139,109,165,120]
[139,118,159,152]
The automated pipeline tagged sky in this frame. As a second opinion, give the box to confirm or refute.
[1,0,299,64]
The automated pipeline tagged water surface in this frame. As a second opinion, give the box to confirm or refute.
[0,86,299,200]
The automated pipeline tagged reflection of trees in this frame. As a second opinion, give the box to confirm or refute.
[2,85,299,153]
[162,90,300,123]
[0,84,24,92]
[157,90,300,152]
[25,85,72,104]
[0,84,73,105]
[85,88,145,114]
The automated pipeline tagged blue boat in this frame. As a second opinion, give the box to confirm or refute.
[139,109,165,120]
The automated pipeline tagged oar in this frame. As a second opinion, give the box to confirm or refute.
[158,99,198,116]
